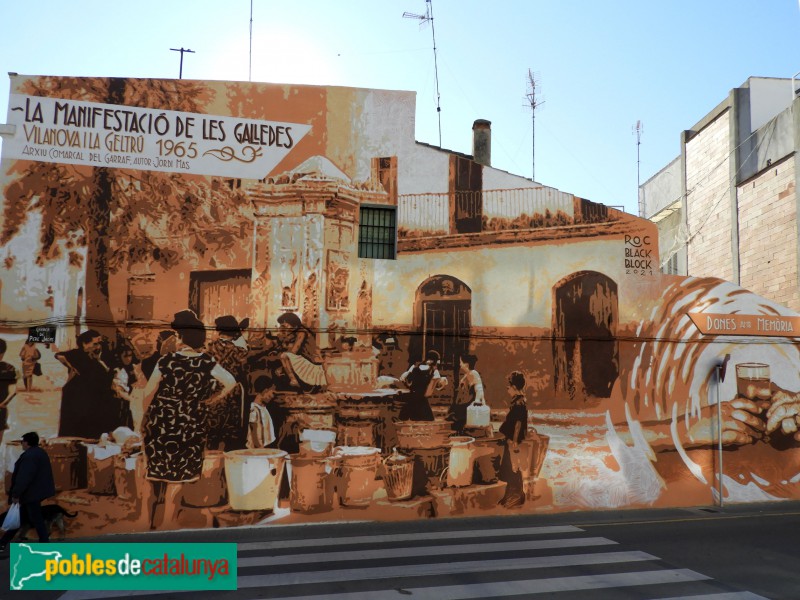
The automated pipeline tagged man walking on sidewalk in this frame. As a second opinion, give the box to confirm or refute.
[0,431,56,552]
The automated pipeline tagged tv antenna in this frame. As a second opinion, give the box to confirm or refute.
[524,69,544,180]
[403,0,442,147]
[170,47,195,79]
[249,0,254,81]
[633,120,643,216]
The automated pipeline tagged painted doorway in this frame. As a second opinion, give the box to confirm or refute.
[414,275,472,371]
[189,269,252,327]
[552,271,619,401]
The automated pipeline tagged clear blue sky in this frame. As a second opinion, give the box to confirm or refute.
[2,0,799,215]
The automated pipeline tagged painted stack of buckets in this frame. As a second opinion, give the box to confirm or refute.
[285,429,385,513]
[3,435,146,501]
[392,419,505,496]
[1,421,550,517]
[286,430,337,513]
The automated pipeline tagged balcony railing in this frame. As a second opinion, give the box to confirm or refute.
[398,187,593,237]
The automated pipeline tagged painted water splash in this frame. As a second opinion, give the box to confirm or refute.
[546,408,665,510]
[623,276,800,425]
[715,473,782,504]
[604,408,665,505]
[622,276,800,497]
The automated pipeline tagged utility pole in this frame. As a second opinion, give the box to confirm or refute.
[170,47,195,79]
[525,69,544,181]
[633,120,643,216]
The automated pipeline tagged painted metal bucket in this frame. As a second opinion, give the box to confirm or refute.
[383,449,414,501]
[224,448,287,511]
[84,443,122,495]
[332,446,381,507]
[447,436,476,487]
[395,419,451,449]
[471,434,505,484]
[44,437,92,491]
[287,454,336,513]
[113,453,141,501]
[410,445,450,493]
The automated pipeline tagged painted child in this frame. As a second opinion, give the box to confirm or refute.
[248,377,276,449]
[498,370,529,508]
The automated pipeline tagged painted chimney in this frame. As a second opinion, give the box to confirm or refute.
[472,119,491,167]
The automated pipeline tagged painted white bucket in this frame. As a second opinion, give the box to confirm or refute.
[447,436,476,487]
[224,448,287,511]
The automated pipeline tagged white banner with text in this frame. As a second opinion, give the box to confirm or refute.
[3,94,311,179]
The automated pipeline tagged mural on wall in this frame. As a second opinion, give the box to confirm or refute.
[1,75,800,540]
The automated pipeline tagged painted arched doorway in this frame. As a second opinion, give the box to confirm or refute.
[552,271,619,401]
[413,275,472,371]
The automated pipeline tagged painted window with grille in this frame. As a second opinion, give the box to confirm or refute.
[358,206,396,259]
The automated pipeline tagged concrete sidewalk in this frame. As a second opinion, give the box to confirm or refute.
[24,498,800,546]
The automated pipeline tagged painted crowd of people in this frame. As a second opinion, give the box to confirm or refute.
[0,309,330,529]
[0,309,537,530]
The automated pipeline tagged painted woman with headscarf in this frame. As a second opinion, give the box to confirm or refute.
[398,350,448,421]
[447,354,486,434]
[276,312,327,393]
[141,310,235,530]
[55,329,116,439]
[205,315,251,450]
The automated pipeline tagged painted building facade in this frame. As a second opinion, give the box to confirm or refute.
[2,75,800,539]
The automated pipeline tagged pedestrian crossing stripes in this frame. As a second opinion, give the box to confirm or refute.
[238,535,618,567]
[249,571,734,600]
[238,549,657,587]
[237,524,583,550]
[56,524,768,600]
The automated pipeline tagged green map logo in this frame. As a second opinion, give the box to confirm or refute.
[9,542,237,590]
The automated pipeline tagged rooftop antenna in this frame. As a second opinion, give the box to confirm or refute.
[403,0,442,147]
[170,47,195,79]
[524,69,544,180]
[633,120,643,216]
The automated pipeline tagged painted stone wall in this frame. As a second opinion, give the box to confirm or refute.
[2,75,800,540]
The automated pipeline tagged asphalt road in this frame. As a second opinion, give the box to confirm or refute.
[3,501,800,599]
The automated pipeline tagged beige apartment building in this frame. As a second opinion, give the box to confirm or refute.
[641,76,800,311]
